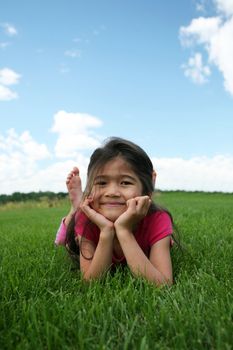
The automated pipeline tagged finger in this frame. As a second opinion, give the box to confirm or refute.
[126,198,137,212]
[81,199,101,223]
[82,197,93,207]
[142,196,151,212]
[134,195,150,201]
[135,196,149,207]
[81,199,93,215]
[135,196,151,214]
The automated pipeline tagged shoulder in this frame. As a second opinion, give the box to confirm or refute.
[144,210,173,246]
[145,210,172,226]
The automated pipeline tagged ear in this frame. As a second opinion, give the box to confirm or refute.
[152,170,157,187]
[149,170,157,199]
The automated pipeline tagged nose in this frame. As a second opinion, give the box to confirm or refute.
[105,182,121,197]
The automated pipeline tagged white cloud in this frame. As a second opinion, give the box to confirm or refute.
[0,131,89,194]
[0,129,50,160]
[179,1,233,95]
[0,68,21,101]
[0,112,104,194]
[1,156,89,195]
[152,155,233,193]
[0,68,21,85]
[51,110,103,158]
[0,84,18,100]
[19,131,51,161]
[33,154,89,193]
[1,113,232,194]
[214,0,233,16]
[208,16,233,93]
[0,157,89,195]
[182,52,211,84]
[1,23,18,36]
[1,140,233,194]
[180,16,221,46]
[0,129,53,194]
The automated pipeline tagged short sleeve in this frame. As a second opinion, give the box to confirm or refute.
[147,211,173,246]
[74,211,99,245]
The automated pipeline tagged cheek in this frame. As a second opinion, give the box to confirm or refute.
[130,186,143,196]
[90,191,101,209]
[90,199,99,213]
[91,187,101,199]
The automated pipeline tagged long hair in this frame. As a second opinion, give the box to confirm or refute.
[65,137,180,261]
[84,137,154,197]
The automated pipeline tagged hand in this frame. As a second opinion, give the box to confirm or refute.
[114,196,151,232]
[81,197,115,237]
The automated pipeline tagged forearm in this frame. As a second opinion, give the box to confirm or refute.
[116,229,171,286]
[81,233,114,281]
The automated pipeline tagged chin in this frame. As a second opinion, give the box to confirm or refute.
[101,210,124,222]
[104,214,119,222]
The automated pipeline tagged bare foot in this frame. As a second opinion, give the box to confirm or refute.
[66,167,83,212]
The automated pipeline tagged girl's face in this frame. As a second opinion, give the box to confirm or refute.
[91,157,143,222]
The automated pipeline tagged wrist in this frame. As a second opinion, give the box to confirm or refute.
[99,227,115,240]
[115,227,133,239]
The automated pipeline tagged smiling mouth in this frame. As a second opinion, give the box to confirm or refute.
[100,202,125,207]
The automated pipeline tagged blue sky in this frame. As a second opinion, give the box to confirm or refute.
[1,0,233,194]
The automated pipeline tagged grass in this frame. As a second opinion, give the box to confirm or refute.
[0,192,232,349]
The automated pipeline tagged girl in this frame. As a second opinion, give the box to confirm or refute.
[55,137,174,286]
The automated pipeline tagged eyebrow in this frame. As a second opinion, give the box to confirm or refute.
[94,174,137,181]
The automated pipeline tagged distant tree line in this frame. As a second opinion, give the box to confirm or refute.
[0,190,231,205]
[0,191,67,205]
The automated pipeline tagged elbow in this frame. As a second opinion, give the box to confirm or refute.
[157,269,173,287]
[160,280,173,287]
[81,272,94,282]
[156,276,173,287]
[81,271,102,282]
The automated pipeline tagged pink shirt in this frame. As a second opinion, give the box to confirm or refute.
[74,210,173,264]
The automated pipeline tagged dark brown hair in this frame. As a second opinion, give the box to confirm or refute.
[84,137,154,197]
[65,137,179,260]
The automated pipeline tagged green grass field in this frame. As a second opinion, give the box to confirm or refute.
[0,192,232,350]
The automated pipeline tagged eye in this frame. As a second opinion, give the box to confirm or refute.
[121,181,133,186]
[95,180,107,186]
